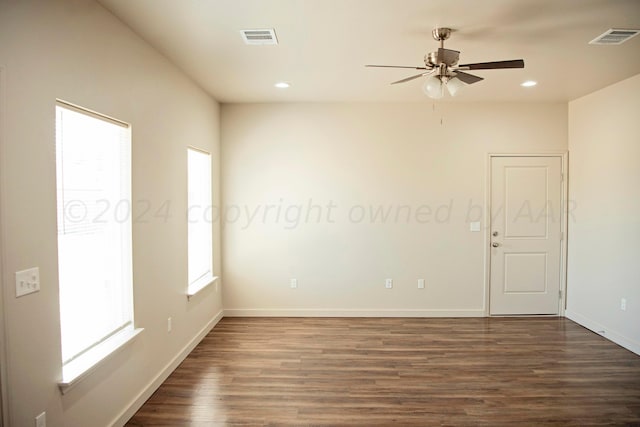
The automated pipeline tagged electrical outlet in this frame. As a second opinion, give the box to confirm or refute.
[35,411,46,427]
[290,278,298,289]
[621,298,627,311]
[16,267,40,298]
[167,317,172,333]
[385,279,393,289]
[418,279,425,289]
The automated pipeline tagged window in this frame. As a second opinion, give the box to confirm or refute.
[187,147,214,296]
[56,101,139,388]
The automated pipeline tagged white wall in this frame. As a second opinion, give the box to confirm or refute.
[0,0,222,425]
[221,102,567,316]
[566,73,640,355]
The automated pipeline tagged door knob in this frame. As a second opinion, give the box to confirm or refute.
[492,242,500,247]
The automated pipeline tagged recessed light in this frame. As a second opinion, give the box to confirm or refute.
[521,80,537,87]
[274,82,290,89]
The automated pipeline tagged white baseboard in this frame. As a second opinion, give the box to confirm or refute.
[223,308,485,317]
[110,309,224,427]
[565,309,640,356]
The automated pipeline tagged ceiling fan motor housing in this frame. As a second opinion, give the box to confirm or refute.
[425,52,438,67]
[424,52,459,72]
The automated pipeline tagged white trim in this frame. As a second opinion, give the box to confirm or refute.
[482,154,491,315]
[559,152,569,316]
[59,328,144,394]
[187,145,210,156]
[223,309,485,317]
[0,65,10,427]
[56,99,129,128]
[565,310,640,356]
[109,309,224,427]
[484,152,569,317]
[187,275,217,299]
[486,151,568,157]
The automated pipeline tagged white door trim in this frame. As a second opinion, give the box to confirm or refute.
[0,65,9,427]
[483,152,569,317]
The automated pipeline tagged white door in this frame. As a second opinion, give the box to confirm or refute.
[489,156,563,315]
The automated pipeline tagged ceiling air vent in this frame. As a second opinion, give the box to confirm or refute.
[240,28,278,45]
[589,28,640,45]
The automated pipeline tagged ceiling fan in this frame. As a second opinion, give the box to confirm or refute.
[366,28,524,99]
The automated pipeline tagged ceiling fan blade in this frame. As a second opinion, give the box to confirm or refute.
[454,71,484,85]
[366,65,429,70]
[457,59,524,70]
[438,48,460,66]
[391,72,430,85]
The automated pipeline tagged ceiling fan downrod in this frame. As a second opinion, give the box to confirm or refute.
[432,27,452,48]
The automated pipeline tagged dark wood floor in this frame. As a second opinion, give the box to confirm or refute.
[126,317,640,426]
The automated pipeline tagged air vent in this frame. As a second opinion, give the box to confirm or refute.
[589,28,640,45]
[240,28,278,45]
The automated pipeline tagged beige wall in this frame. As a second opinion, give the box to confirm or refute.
[3,0,635,424]
[0,0,222,426]
[221,102,568,315]
[567,73,640,354]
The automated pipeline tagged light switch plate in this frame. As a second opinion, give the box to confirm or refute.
[385,279,393,289]
[16,267,40,298]
[418,279,425,289]
[469,222,481,232]
[35,411,46,427]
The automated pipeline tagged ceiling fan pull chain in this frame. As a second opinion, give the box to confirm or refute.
[431,102,443,126]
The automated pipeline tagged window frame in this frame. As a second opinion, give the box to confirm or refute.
[186,146,216,297]
[55,100,142,393]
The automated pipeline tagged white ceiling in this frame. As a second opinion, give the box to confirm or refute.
[98,0,640,103]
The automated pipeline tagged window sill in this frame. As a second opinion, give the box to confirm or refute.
[188,275,218,299]
[58,327,144,395]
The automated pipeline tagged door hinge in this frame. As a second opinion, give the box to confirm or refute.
[560,231,564,241]
[559,290,563,299]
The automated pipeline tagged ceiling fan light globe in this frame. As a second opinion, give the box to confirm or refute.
[446,77,465,97]
[423,75,444,99]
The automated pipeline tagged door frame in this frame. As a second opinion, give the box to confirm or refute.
[0,66,8,427]
[484,152,569,317]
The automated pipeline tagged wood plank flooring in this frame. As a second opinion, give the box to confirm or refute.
[126,317,640,426]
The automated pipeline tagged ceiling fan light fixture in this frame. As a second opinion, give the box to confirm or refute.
[274,81,290,89]
[446,77,465,96]
[423,75,444,99]
[521,80,537,87]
